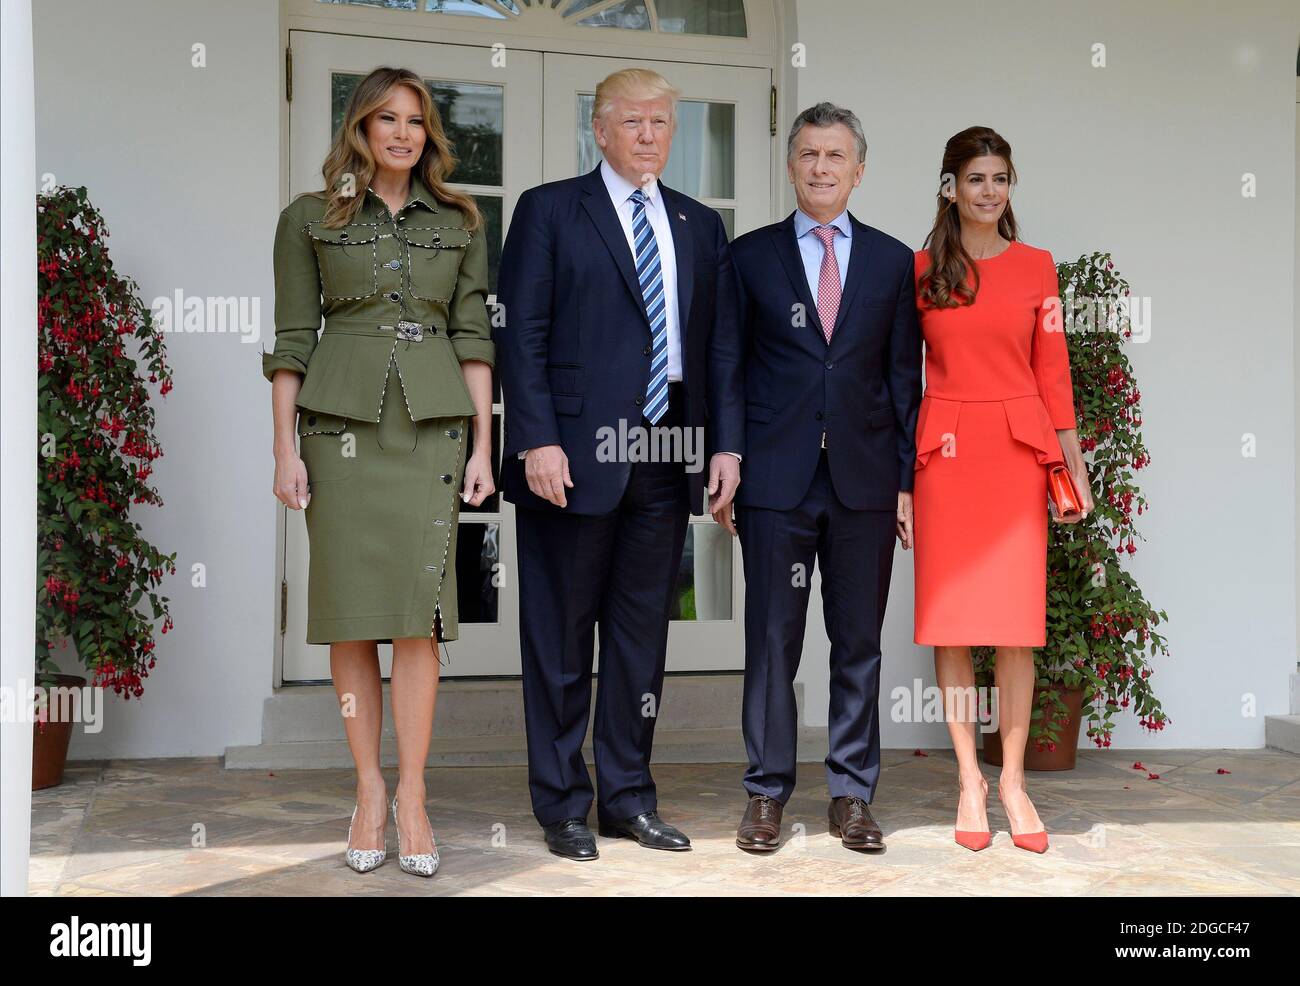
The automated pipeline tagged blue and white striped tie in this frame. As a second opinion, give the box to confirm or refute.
[630,187,669,425]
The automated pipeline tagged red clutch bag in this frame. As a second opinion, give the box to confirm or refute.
[1047,465,1084,518]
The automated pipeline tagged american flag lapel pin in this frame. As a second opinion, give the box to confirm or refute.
[678,212,687,221]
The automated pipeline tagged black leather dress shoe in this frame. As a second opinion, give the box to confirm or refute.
[542,818,599,860]
[597,810,691,850]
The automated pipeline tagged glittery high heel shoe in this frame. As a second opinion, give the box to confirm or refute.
[391,795,439,877]
[344,802,387,873]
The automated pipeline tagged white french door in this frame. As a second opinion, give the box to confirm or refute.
[281,31,770,681]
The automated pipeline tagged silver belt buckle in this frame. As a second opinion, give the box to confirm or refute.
[395,320,424,342]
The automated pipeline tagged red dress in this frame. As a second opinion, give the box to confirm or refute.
[912,241,1077,646]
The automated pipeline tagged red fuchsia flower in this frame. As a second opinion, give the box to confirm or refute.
[1147,772,1159,780]
[1132,761,1145,770]
[1216,768,1231,775]
[912,749,928,757]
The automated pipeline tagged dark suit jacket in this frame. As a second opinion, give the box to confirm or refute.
[495,165,744,516]
[731,211,921,511]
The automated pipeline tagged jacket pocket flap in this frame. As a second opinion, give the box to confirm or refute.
[914,396,961,468]
[552,393,583,416]
[868,406,893,429]
[746,402,775,423]
[547,366,583,394]
[297,410,349,435]
[404,226,472,250]
[1002,395,1065,467]
[305,222,378,246]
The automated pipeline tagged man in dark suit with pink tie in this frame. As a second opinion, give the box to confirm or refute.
[719,103,922,853]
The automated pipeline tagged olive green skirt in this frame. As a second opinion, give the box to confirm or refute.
[298,363,467,645]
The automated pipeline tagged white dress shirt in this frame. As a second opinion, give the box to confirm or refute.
[519,163,741,462]
[600,158,682,383]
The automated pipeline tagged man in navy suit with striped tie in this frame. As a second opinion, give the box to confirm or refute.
[496,68,745,861]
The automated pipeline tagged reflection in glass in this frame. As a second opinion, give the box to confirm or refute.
[471,195,503,293]
[575,0,649,30]
[330,76,504,188]
[714,207,735,240]
[669,523,733,621]
[455,522,500,623]
[427,82,504,186]
[319,0,417,8]
[576,96,734,200]
[424,0,507,16]
[654,0,747,37]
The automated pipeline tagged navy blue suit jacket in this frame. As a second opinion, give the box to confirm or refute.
[732,211,922,512]
[495,165,745,516]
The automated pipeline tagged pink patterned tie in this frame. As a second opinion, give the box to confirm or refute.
[812,224,841,343]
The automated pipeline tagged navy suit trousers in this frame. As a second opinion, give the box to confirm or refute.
[516,385,691,826]
[737,449,896,804]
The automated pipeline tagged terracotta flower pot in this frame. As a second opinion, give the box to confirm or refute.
[981,684,1085,771]
[32,673,86,790]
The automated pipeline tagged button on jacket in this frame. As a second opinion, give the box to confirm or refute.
[261,174,496,418]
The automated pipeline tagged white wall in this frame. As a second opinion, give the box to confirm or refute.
[788,0,1300,747]
[3,0,38,899]
[33,0,281,758]
[28,0,1299,757]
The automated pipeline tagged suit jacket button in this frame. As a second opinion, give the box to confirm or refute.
[642,345,652,356]
[825,360,834,369]
[634,396,645,406]
[441,473,453,484]
[815,411,824,421]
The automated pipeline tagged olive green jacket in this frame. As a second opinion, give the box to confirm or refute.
[261,175,495,418]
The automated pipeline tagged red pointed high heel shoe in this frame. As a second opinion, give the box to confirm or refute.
[954,778,991,851]
[998,781,1048,853]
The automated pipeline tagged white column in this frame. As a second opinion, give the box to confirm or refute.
[1,0,37,898]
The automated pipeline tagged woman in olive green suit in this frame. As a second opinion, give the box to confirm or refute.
[262,68,495,877]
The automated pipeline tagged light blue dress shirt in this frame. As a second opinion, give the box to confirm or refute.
[793,208,851,298]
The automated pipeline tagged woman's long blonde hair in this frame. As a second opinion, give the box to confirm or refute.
[313,67,481,231]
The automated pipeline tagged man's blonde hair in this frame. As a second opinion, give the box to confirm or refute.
[591,68,680,127]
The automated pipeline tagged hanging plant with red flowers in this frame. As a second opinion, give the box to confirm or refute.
[975,252,1171,751]
[36,185,176,700]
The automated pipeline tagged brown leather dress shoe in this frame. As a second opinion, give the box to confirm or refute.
[828,796,884,850]
[736,794,783,851]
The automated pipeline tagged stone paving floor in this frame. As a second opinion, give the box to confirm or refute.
[27,748,1300,896]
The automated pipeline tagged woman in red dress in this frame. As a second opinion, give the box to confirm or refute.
[905,127,1093,853]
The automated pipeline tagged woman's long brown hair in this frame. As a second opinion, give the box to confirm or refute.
[917,126,1018,308]
[311,67,481,231]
